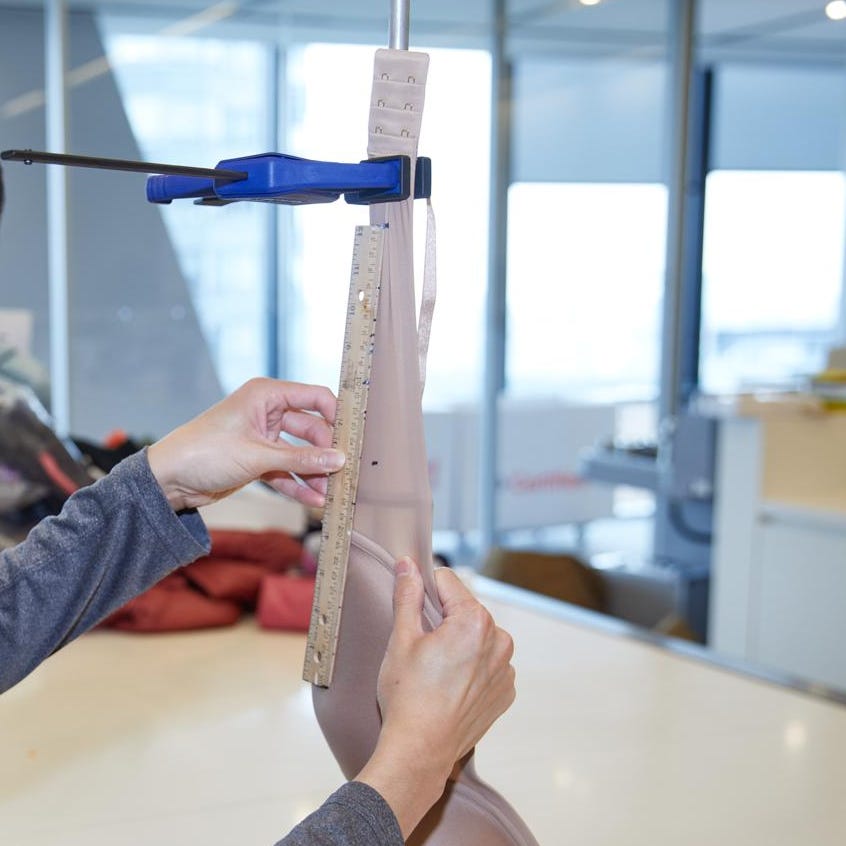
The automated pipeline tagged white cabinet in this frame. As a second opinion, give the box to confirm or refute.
[709,401,846,691]
[750,511,846,690]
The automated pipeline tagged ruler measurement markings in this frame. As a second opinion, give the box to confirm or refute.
[303,224,385,688]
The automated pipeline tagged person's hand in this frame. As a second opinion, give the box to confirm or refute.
[147,377,344,512]
[356,557,516,836]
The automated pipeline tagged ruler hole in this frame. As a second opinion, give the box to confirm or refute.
[358,290,365,302]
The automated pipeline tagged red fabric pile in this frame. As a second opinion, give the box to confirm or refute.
[100,529,316,633]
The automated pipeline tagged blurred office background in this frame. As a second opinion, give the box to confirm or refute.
[2,0,846,689]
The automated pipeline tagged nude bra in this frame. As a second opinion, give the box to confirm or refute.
[311,49,539,846]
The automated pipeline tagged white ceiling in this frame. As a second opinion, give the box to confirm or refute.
[3,0,845,63]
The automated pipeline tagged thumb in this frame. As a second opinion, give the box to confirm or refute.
[434,565,476,617]
[253,441,345,477]
[392,557,425,639]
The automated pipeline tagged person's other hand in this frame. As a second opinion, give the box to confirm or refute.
[147,377,344,511]
[356,557,516,836]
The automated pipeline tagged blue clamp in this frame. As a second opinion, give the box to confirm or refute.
[146,153,432,207]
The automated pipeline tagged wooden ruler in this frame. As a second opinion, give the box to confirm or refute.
[303,224,386,688]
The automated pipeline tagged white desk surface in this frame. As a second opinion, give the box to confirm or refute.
[1,574,845,846]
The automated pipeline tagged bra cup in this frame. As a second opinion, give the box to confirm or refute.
[313,531,540,846]
[408,768,541,846]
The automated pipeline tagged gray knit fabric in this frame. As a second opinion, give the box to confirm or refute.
[0,447,210,692]
[276,781,403,846]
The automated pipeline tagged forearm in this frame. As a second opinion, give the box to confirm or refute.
[355,727,450,838]
[273,781,403,846]
[0,448,209,692]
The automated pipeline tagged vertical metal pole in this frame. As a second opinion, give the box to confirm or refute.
[659,0,697,424]
[677,66,712,407]
[479,0,511,560]
[45,0,71,436]
[267,45,282,378]
[389,0,410,49]
[653,0,708,629]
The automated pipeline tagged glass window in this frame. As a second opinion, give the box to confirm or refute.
[506,182,668,403]
[102,32,274,393]
[700,170,846,393]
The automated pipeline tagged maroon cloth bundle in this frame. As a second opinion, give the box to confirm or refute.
[101,529,313,633]
[206,529,303,571]
[256,573,315,632]
[101,572,242,632]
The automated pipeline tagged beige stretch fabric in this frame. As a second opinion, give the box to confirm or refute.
[312,49,539,845]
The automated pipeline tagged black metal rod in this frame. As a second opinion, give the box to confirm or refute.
[0,149,246,181]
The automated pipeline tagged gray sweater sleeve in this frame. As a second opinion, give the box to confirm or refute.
[275,781,403,846]
[0,447,210,692]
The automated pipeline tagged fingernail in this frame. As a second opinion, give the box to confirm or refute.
[320,449,345,470]
[396,557,412,577]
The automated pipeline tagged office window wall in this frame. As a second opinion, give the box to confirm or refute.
[700,170,845,393]
[73,4,846,438]
[506,181,667,402]
[103,32,274,394]
[699,63,846,394]
[506,51,670,443]
[101,32,490,406]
